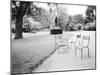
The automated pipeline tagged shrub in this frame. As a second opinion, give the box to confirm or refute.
[68,23,84,31]
[84,22,96,31]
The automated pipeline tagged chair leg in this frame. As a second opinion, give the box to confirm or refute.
[62,46,64,53]
[58,46,60,53]
[66,46,67,53]
[87,47,90,57]
[81,48,83,60]
[58,46,62,53]
[75,47,77,56]
[68,42,69,49]
[61,46,63,53]
[56,45,58,52]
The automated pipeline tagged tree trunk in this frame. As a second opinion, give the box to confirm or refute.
[14,13,23,39]
[13,2,31,39]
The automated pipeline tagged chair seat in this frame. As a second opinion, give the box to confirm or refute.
[76,45,82,49]
[58,42,68,46]
[76,45,89,49]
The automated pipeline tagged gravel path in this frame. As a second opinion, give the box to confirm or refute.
[34,31,96,73]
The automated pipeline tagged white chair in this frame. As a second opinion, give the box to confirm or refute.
[55,34,69,53]
[70,34,81,49]
[75,36,90,59]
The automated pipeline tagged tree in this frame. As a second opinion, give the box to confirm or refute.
[12,1,31,39]
[85,22,96,31]
[84,6,96,31]
[16,2,53,33]
[67,15,84,31]
[59,12,68,30]
[55,6,68,30]
[30,3,55,30]
[85,6,96,23]
[71,14,84,24]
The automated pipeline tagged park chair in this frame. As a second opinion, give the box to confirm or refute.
[75,34,81,46]
[75,36,90,59]
[55,34,69,53]
[70,34,81,48]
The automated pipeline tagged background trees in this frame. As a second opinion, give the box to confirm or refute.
[67,14,84,31]
[85,6,96,23]
[64,6,96,31]
[12,1,51,39]
[84,6,96,31]
[11,1,96,39]
[58,7,68,30]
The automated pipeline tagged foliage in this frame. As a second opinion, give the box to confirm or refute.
[12,1,32,39]
[83,6,96,31]
[23,5,51,30]
[12,1,51,34]
[85,6,96,23]
[71,14,84,24]
[59,12,68,30]
[12,1,31,20]
[12,1,96,35]
[55,6,69,30]
[84,22,96,31]
[68,23,76,31]
[65,15,84,31]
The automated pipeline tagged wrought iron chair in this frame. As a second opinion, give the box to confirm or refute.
[75,36,90,59]
[55,34,69,53]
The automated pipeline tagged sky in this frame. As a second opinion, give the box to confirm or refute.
[65,5,87,16]
[33,2,88,16]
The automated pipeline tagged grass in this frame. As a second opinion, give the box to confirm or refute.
[11,31,73,74]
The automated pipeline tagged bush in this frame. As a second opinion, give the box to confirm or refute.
[75,23,84,31]
[68,23,84,31]
[68,23,76,31]
[84,22,96,31]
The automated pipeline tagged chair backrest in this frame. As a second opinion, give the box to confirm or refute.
[76,34,81,38]
[55,34,62,39]
[55,34,63,44]
[75,34,81,45]
[82,36,90,46]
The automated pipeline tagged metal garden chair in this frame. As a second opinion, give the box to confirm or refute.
[75,36,90,59]
[55,34,69,53]
[70,34,81,49]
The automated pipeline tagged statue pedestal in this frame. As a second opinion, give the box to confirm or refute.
[50,29,63,35]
